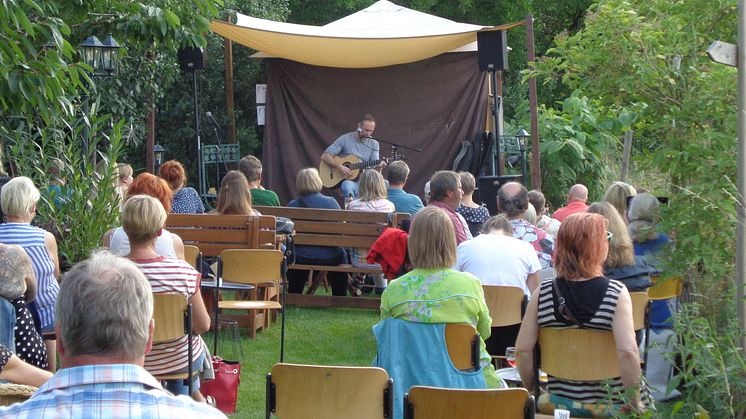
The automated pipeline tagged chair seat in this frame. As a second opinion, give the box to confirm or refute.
[155,370,200,381]
[219,300,282,310]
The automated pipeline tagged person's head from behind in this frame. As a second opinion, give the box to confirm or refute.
[628,193,660,243]
[603,181,636,222]
[158,160,186,191]
[567,184,588,203]
[386,161,410,187]
[358,169,387,201]
[56,251,153,365]
[296,168,323,196]
[121,195,167,246]
[115,163,133,186]
[554,213,608,280]
[497,182,528,219]
[525,202,537,225]
[238,155,263,185]
[408,207,456,269]
[429,170,462,209]
[527,189,546,218]
[216,170,253,215]
[458,171,476,198]
[481,214,513,236]
[126,173,173,213]
[586,201,634,269]
[1,176,40,220]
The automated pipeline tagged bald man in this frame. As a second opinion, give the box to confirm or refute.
[551,184,589,222]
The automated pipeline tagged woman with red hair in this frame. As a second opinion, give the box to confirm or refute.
[515,213,647,412]
[102,173,185,259]
[159,160,204,214]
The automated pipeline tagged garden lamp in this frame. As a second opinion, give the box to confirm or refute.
[154,144,166,168]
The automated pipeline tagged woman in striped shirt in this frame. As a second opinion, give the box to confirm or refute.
[515,213,646,412]
[122,195,210,399]
[0,177,60,372]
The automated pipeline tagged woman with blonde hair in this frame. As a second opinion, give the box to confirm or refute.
[455,171,490,236]
[604,181,637,224]
[346,169,394,293]
[211,171,260,216]
[516,213,648,412]
[381,206,500,388]
[287,168,348,295]
[587,201,652,292]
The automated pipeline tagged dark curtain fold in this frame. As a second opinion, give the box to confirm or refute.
[263,53,487,203]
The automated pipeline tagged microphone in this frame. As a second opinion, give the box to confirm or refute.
[206,111,220,129]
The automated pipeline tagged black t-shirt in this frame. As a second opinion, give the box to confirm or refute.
[552,276,611,325]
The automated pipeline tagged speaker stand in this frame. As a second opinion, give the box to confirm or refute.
[488,69,503,177]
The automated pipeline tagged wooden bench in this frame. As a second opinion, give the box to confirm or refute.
[255,206,410,309]
[165,214,277,256]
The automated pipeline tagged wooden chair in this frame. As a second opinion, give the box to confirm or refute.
[403,386,534,419]
[217,249,285,352]
[265,363,393,419]
[482,286,527,328]
[183,245,201,269]
[444,323,480,371]
[151,293,195,395]
[644,276,683,369]
[534,328,620,411]
[629,292,650,332]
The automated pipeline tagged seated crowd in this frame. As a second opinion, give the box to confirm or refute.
[0,147,673,416]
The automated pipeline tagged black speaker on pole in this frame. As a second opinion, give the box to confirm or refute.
[477,175,523,215]
[177,46,205,71]
[477,30,508,71]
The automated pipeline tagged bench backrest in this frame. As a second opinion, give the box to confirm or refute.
[166,214,277,256]
[255,206,409,249]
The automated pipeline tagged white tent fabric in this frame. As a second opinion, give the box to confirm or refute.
[210,0,503,68]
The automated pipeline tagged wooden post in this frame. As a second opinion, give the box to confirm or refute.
[225,15,236,144]
[146,104,155,173]
[526,14,541,190]
[620,130,634,182]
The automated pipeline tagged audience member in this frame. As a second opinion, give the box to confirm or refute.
[498,182,554,269]
[122,195,211,399]
[0,177,60,371]
[524,202,537,225]
[347,169,394,293]
[587,202,652,292]
[380,207,501,389]
[0,251,225,417]
[238,155,280,207]
[385,161,423,215]
[159,160,205,214]
[0,343,52,388]
[424,171,472,244]
[287,168,348,296]
[0,156,11,222]
[0,243,48,369]
[604,181,637,224]
[43,158,67,209]
[551,184,589,222]
[211,171,261,216]
[455,171,490,237]
[528,189,560,237]
[114,163,133,209]
[515,213,648,412]
[423,181,431,204]
[103,173,185,260]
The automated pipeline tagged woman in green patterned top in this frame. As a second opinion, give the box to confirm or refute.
[380,206,502,388]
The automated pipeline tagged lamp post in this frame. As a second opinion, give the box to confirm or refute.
[515,128,530,187]
[79,34,122,158]
[154,144,166,172]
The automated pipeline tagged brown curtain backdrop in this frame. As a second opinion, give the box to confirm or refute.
[262,52,487,204]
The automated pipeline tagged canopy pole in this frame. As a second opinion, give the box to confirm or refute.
[225,14,236,144]
[526,13,541,190]
[737,0,746,356]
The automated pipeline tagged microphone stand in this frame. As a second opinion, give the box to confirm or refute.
[368,136,422,162]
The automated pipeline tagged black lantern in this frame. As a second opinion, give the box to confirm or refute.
[154,144,166,168]
[515,128,530,185]
[80,34,121,76]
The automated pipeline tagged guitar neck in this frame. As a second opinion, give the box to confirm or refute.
[348,159,380,170]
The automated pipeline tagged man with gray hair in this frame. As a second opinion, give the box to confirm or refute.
[551,183,589,222]
[423,170,472,244]
[0,251,225,418]
[498,182,555,269]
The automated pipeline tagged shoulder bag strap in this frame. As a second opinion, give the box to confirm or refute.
[553,278,585,328]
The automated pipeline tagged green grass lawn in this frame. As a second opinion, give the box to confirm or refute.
[205,306,381,419]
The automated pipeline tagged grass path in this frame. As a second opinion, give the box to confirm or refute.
[205,306,380,418]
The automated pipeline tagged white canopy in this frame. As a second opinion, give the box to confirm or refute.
[210,0,520,68]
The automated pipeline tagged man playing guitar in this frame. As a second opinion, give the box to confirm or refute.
[320,113,386,198]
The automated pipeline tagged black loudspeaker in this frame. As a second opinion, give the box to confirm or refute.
[477,30,508,71]
[177,46,205,71]
[477,175,523,215]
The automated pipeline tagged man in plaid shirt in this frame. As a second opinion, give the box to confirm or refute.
[0,251,225,418]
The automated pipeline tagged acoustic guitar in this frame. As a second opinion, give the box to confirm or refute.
[319,155,386,188]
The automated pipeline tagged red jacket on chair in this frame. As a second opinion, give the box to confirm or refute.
[367,228,409,279]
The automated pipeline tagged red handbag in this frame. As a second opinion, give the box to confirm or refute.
[201,357,241,413]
